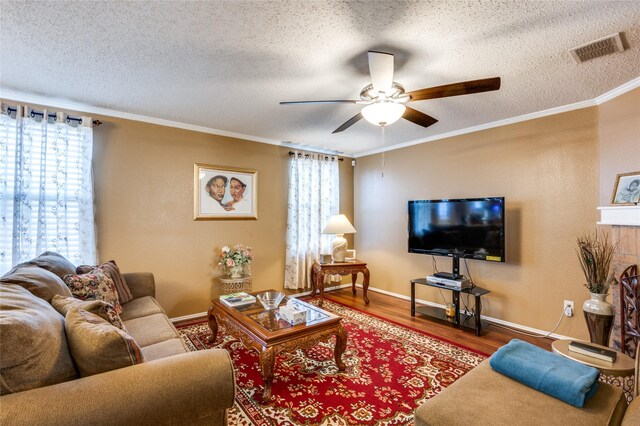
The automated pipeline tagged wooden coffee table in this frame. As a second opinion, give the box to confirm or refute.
[207,290,347,400]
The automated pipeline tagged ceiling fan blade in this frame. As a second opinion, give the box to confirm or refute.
[403,106,438,128]
[368,51,394,94]
[332,113,363,134]
[407,77,501,101]
[280,100,359,105]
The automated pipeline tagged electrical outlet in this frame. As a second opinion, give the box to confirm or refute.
[564,300,574,317]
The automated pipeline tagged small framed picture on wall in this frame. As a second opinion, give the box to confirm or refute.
[194,163,258,220]
[611,171,640,205]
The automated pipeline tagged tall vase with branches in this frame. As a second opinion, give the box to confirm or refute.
[576,231,618,346]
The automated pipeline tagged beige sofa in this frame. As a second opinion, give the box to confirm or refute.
[0,253,235,425]
[415,353,640,426]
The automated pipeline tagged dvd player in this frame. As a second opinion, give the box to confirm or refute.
[426,275,471,290]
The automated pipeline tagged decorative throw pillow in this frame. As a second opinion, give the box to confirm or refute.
[0,265,72,302]
[1,251,76,280]
[0,284,78,394]
[51,294,126,331]
[25,251,77,279]
[64,307,144,377]
[63,269,123,314]
[76,260,133,304]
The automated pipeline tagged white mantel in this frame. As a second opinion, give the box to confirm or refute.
[597,206,640,226]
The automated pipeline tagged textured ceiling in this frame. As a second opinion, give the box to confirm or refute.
[1,1,639,156]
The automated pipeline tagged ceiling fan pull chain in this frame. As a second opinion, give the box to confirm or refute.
[381,126,386,178]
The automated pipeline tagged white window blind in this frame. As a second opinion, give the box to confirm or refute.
[0,106,96,274]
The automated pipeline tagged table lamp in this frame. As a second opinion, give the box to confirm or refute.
[322,214,357,262]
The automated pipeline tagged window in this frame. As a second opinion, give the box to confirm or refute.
[284,153,339,289]
[0,105,96,274]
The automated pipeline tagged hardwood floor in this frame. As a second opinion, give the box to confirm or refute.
[324,287,553,355]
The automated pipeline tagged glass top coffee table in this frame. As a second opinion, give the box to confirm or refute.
[207,289,347,400]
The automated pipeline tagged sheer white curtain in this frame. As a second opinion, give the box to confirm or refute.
[0,104,97,274]
[284,153,339,289]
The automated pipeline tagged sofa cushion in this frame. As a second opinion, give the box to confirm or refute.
[0,284,78,394]
[2,251,76,280]
[0,265,72,302]
[141,338,189,361]
[63,269,123,314]
[123,313,180,347]
[25,251,77,279]
[120,296,165,321]
[414,360,628,426]
[51,294,126,331]
[65,307,144,377]
[622,398,640,426]
[77,260,133,304]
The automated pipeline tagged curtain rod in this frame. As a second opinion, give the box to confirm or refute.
[288,151,344,161]
[6,107,102,126]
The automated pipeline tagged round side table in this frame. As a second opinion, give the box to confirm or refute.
[552,339,635,403]
[551,339,634,376]
[219,275,252,295]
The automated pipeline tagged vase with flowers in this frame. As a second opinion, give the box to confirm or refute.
[219,244,253,278]
[576,231,618,346]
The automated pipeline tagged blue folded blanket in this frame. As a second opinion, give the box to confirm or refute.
[489,339,600,407]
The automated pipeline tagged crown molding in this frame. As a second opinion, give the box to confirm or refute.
[353,76,640,158]
[3,76,639,160]
[354,98,597,157]
[594,76,640,104]
[0,87,287,148]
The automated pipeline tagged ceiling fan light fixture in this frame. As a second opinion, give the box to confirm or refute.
[361,102,406,127]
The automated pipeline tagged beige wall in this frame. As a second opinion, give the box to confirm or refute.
[354,108,600,340]
[598,88,640,349]
[598,88,640,205]
[91,117,353,317]
[4,88,636,331]
[1,97,354,318]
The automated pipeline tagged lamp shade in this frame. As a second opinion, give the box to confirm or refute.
[322,214,357,235]
[361,101,406,127]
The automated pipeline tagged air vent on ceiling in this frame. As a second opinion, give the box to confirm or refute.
[569,33,625,64]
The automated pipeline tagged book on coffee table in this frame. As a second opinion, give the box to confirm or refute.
[568,341,617,362]
[220,292,256,308]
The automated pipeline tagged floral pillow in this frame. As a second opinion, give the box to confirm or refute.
[63,269,123,315]
[76,260,133,304]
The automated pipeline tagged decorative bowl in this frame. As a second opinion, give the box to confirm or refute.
[257,291,285,310]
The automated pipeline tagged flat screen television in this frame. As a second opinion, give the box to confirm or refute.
[408,197,505,277]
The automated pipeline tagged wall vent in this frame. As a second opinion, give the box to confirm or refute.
[569,33,625,64]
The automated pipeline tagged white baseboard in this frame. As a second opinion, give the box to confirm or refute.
[171,311,209,323]
[170,283,573,340]
[349,283,573,340]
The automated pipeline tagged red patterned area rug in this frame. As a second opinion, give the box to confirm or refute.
[177,298,487,425]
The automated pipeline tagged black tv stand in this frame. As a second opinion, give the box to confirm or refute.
[410,278,490,336]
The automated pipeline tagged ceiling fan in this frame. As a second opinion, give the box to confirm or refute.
[280,51,501,134]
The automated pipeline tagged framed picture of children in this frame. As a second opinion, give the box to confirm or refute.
[611,171,640,205]
[194,163,258,220]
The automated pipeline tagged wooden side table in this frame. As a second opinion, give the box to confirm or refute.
[552,339,636,403]
[310,260,370,307]
[551,340,634,377]
[219,275,252,295]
